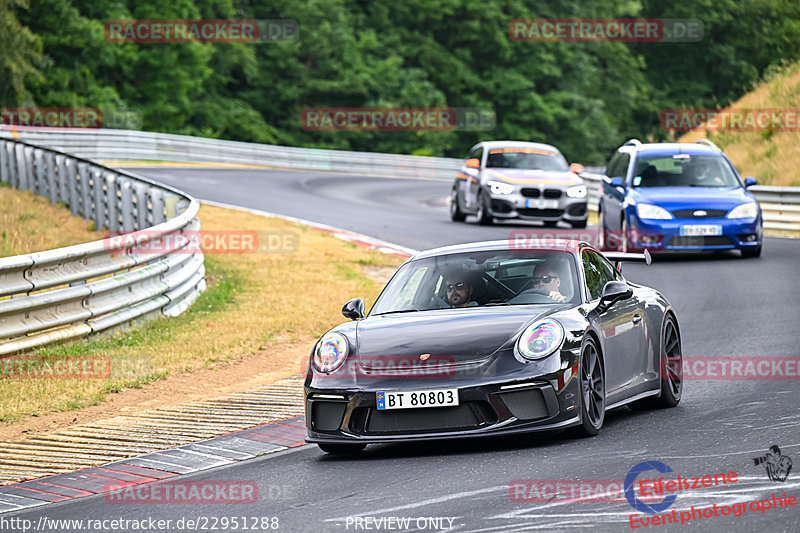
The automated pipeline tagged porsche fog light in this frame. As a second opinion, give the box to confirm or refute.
[566,185,587,198]
[313,332,349,373]
[487,180,515,195]
[727,202,757,219]
[517,320,564,360]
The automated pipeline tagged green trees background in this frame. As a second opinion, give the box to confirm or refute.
[2,0,799,164]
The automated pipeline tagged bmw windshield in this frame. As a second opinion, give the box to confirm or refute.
[370,250,580,315]
[486,148,569,171]
[632,155,741,188]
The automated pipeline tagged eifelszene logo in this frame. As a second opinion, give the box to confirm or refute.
[753,445,793,482]
[624,461,677,514]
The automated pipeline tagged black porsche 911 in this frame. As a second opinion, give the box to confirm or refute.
[304,240,682,454]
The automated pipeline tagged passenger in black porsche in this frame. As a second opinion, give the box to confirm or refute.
[444,272,476,308]
[532,260,567,302]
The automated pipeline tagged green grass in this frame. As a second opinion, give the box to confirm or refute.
[0,257,245,423]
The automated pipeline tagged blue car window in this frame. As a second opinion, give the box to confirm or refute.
[633,155,739,187]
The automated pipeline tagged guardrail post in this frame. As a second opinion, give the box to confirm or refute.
[150,188,166,225]
[57,155,70,205]
[134,182,149,230]
[22,146,35,192]
[77,162,91,218]
[33,148,45,197]
[120,178,135,232]
[68,161,80,216]
[12,144,23,189]
[105,171,119,232]
[93,167,105,230]
[46,151,58,204]
[0,140,8,184]
[164,194,178,219]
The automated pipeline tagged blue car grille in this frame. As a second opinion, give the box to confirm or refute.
[668,236,733,247]
[671,209,729,218]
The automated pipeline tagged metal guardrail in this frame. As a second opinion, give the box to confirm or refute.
[0,137,205,355]
[0,127,461,180]
[1,127,798,232]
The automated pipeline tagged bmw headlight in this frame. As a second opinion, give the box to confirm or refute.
[517,320,564,360]
[566,185,587,198]
[726,202,757,219]
[637,203,673,220]
[487,180,515,195]
[313,332,349,373]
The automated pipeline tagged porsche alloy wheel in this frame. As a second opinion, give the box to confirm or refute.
[633,313,682,409]
[574,336,605,437]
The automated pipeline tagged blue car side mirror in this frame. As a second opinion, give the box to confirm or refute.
[610,177,623,188]
[745,177,757,187]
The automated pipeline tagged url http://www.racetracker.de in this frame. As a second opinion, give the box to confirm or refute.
[0,515,281,532]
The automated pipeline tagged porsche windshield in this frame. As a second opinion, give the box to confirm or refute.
[632,155,740,188]
[370,250,580,315]
[486,149,568,171]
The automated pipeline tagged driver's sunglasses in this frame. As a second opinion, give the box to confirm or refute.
[532,275,558,284]
[446,282,466,291]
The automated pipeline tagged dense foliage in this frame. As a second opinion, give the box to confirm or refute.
[2,0,799,164]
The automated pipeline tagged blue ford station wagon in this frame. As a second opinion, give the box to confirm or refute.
[599,139,763,257]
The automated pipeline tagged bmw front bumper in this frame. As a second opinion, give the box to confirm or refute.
[485,189,588,226]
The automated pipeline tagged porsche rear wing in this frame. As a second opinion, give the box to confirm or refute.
[603,249,651,273]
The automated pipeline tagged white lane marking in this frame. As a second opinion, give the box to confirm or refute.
[323,486,507,522]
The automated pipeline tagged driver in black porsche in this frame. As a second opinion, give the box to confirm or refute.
[532,260,567,302]
[444,272,476,308]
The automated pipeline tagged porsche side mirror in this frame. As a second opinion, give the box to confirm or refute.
[570,163,585,174]
[745,177,757,187]
[610,177,624,188]
[597,281,633,312]
[465,158,480,169]
[342,298,366,320]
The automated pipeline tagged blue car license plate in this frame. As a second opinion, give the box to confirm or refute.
[680,224,722,236]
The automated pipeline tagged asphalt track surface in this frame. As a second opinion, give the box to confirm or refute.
[8,169,799,533]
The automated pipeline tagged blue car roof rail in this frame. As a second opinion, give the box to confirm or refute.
[696,139,721,151]
[623,138,642,147]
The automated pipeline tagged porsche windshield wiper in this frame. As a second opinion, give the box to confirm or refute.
[373,308,420,316]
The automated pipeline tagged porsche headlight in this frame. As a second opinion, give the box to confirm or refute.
[487,180,515,195]
[637,203,673,220]
[566,185,587,198]
[313,332,349,373]
[727,202,757,219]
[517,320,564,360]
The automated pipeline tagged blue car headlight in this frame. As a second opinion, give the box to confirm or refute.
[637,203,673,220]
[313,332,349,373]
[517,320,564,360]
[726,202,758,219]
